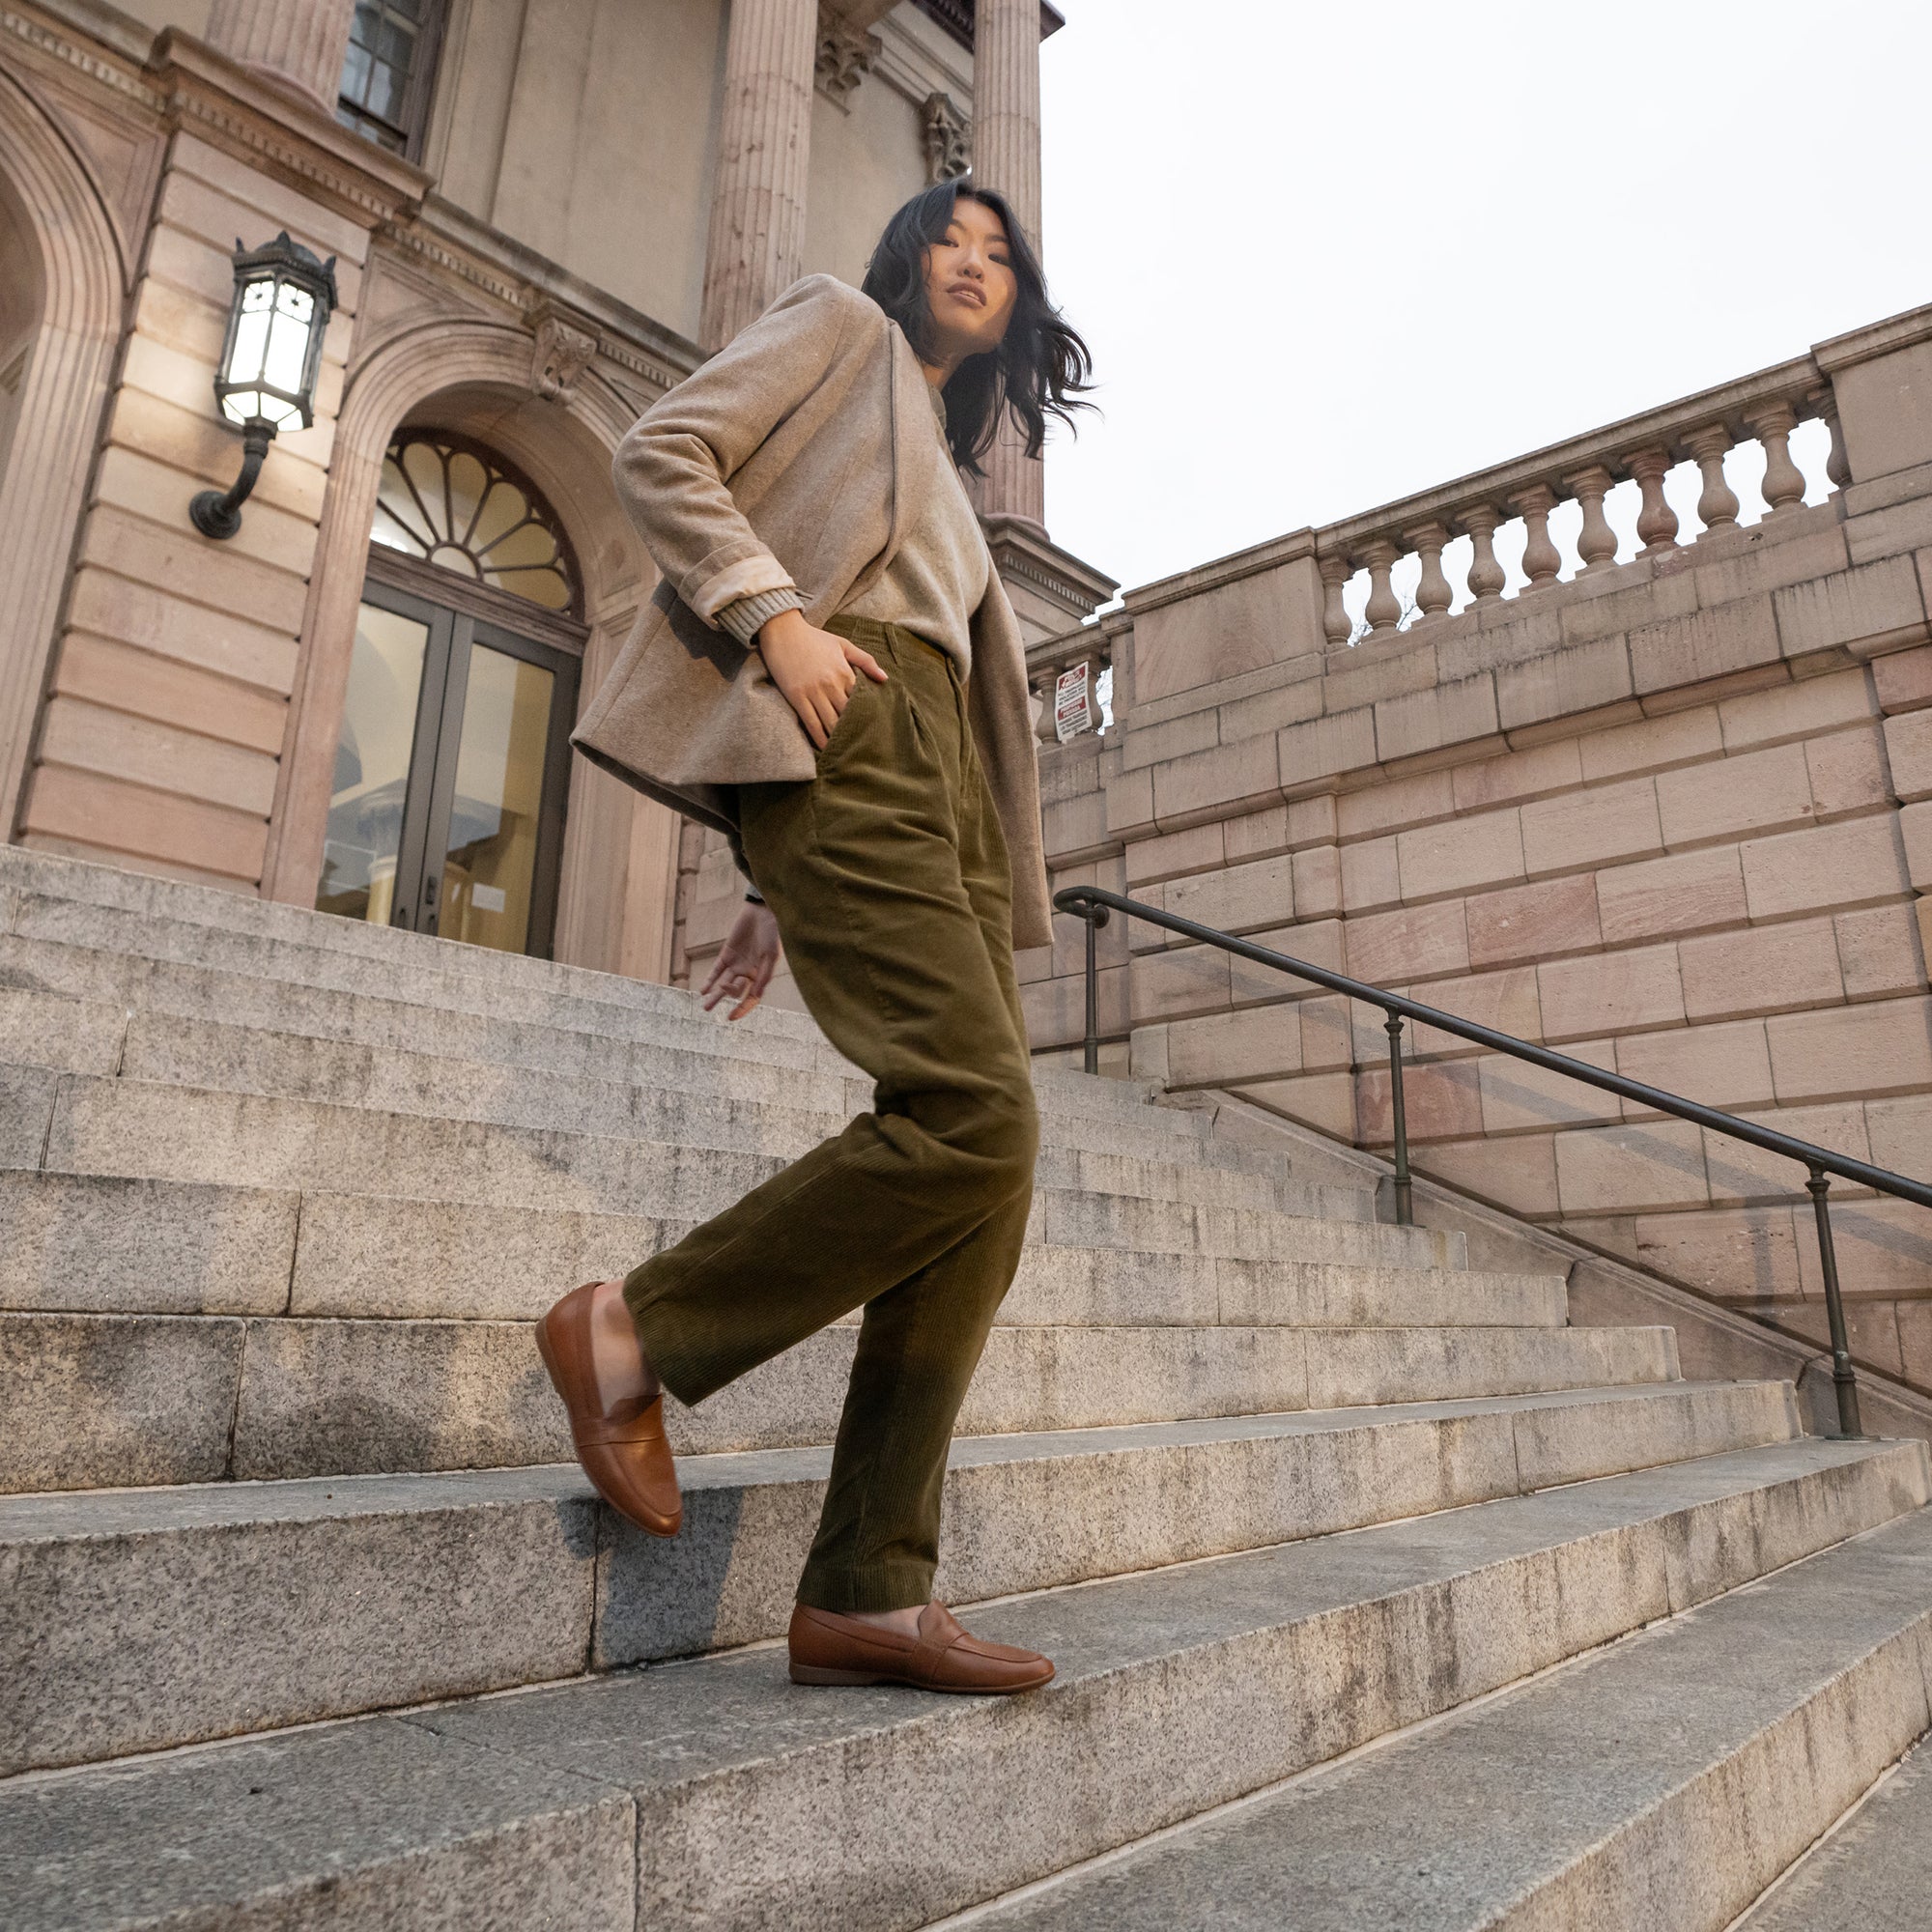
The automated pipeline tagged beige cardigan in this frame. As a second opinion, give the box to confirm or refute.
[571,274,1052,950]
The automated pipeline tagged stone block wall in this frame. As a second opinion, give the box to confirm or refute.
[1025,305,1932,1395]
[19,122,370,888]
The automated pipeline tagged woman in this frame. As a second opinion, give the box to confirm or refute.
[538,179,1094,1695]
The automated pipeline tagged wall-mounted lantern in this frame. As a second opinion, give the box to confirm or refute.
[189,232,338,541]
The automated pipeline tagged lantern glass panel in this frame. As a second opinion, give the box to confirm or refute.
[220,272,314,431]
[265,283,315,395]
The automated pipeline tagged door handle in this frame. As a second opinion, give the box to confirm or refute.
[424,872,439,909]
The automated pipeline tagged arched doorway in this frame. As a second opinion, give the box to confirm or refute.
[0,73,125,836]
[315,430,584,957]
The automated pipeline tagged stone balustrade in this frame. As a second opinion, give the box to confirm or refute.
[1020,298,1932,1405]
[1318,356,1850,644]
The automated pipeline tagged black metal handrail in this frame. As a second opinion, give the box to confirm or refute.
[1057,883,1932,1440]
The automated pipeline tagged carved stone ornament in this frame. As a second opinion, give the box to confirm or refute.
[815,21,881,105]
[529,310,598,403]
[921,92,972,184]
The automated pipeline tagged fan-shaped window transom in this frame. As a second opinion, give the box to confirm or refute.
[371,430,581,615]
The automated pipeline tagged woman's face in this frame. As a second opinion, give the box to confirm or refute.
[922,196,1018,364]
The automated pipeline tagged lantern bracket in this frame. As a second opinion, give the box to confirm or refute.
[189,419,275,541]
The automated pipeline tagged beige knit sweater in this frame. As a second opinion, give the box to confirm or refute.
[718,385,987,672]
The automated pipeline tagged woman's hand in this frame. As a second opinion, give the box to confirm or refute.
[701,902,781,1020]
[755,608,888,749]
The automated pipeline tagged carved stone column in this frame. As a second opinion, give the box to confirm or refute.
[974,0,1045,526]
[205,0,356,113]
[700,0,818,351]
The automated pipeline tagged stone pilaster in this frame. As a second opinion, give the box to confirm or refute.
[699,0,818,351]
[973,0,1045,526]
[204,0,356,114]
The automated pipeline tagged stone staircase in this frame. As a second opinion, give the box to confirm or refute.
[1,843,1928,1929]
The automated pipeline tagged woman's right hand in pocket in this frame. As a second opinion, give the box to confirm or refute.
[755,608,888,750]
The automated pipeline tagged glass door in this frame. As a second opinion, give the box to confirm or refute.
[317,577,579,956]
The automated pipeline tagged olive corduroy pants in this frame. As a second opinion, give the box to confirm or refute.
[622,619,1039,1613]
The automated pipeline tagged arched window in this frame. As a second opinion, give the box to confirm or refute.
[370,430,581,614]
[319,430,584,958]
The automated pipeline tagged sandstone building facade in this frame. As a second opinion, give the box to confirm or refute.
[0,0,1108,998]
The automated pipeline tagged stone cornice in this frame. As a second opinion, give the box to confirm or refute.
[2,1,164,115]
[982,513,1119,611]
[372,196,704,398]
[145,30,431,230]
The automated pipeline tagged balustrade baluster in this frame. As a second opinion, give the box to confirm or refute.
[1566,466,1618,572]
[1360,538,1403,635]
[1747,402,1807,515]
[1685,424,1741,531]
[1509,485,1562,587]
[1623,447,1679,555]
[1406,522,1453,621]
[1458,504,1507,603]
[1033,669,1058,744]
[1083,649,1108,733]
[1319,554,1353,648]
[1809,384,1852,491]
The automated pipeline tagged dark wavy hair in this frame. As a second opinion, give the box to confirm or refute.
[861,178,1094,478]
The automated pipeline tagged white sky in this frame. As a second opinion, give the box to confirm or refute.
[1037,0,1931,602]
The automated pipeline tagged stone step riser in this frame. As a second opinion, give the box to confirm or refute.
[2,1310,1678,1492]
[5,1072,1372,1231]
[1735,1736,1932,1932]
[0,1383,1812,1778]
[0,1171,1553,1327]
[0,973,1230,1173]
[15,1445,1918,1932]
[1494,1655,1932,1932]
[1037,1185,1451,1266]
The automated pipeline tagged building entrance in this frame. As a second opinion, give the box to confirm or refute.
[316,431,584,957]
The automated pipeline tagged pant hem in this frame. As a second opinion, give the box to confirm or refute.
[794,1562,937,1615]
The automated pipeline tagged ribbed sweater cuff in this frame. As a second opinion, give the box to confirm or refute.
[716,586,805,646]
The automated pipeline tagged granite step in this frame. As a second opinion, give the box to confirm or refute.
[0,973,1228,1172]
[961,1502,1932,1932]
[5,1435,1921,1932]
[0,843,839,1041]
[0,995,1301,1209]
[2,1309,1677,1490]
[1734,1731,1932,1930]
[0,853,1182,1126]
[0,1170,1548,1325]
[1,1070,1379,1232]
[0,1380,1804,1778]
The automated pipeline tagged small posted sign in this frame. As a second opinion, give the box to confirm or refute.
[1054,661,1093,743]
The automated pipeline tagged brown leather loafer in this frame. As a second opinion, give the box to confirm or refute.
[788,1602,1054,1694]
[536,1280,681,1538]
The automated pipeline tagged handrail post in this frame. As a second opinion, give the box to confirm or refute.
[1079,903,1108,1077]
[1806,1167,1862,1438]
[1384,1012,1413,1227]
